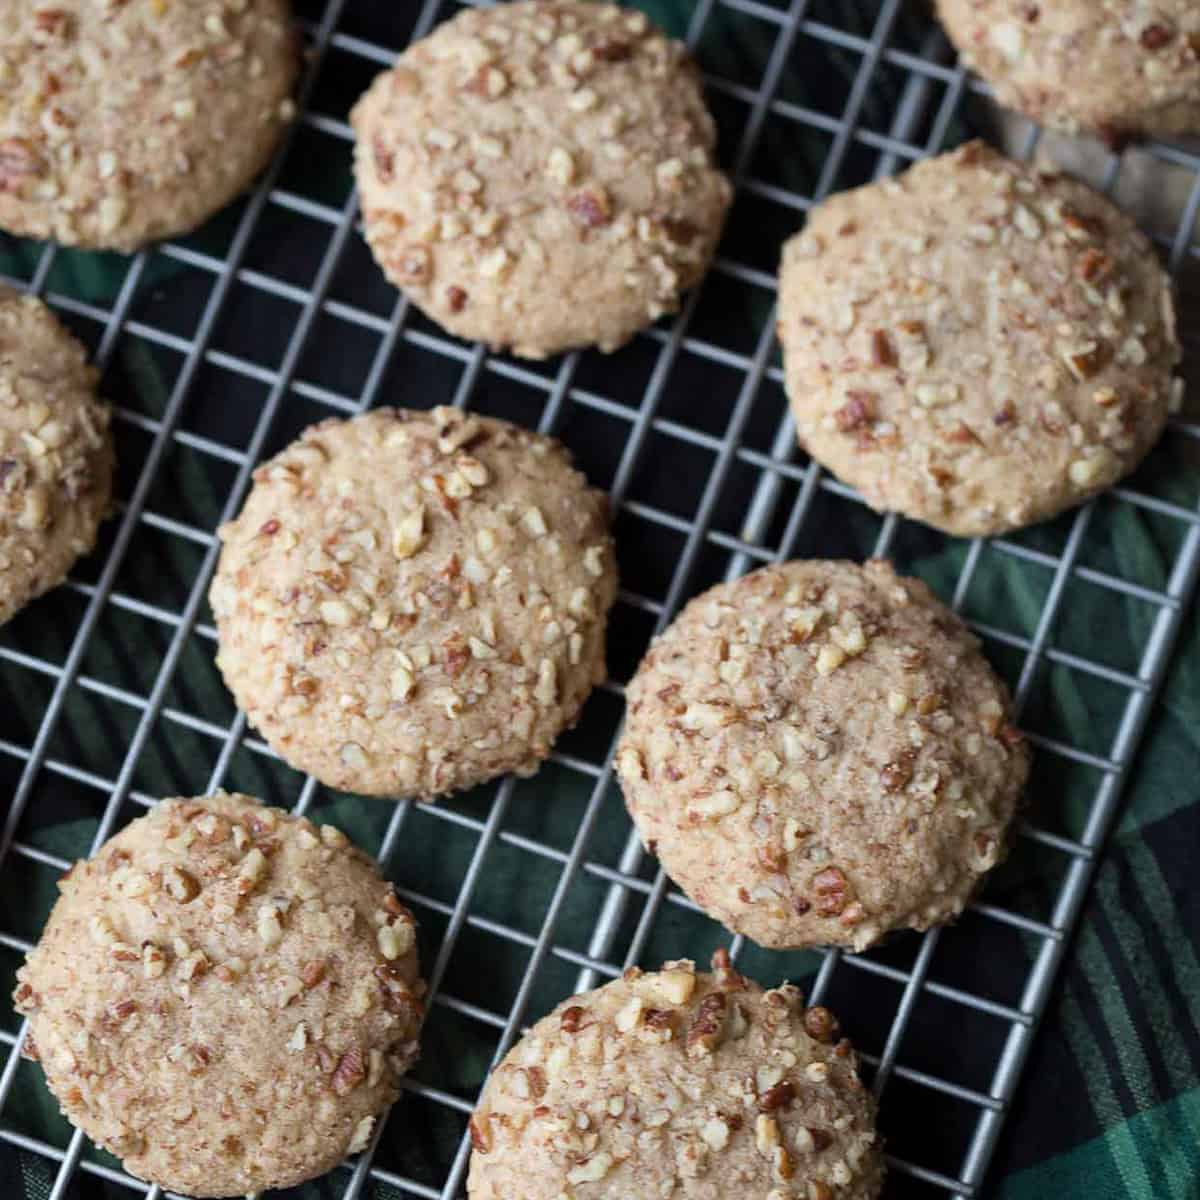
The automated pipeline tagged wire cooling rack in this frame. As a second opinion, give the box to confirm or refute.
[2,1,1200,1198]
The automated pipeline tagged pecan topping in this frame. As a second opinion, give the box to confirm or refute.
[1078,248,1113,283]
[1061,341,1108,380]
[812,867,850,916]
[1060,208,1105,240]
[33,9,70,38]
[1140,23,1174,49]
[686,992,727,1056]
[880,756,913,793]
[372,134,395,182]
[442,633,470,678]
[661,216,698,245]
[446,285,468,313]
[757,843,787,873]
[0,138,43,191]
[164,865,200,903]
[809,1126,834,1152]
[869,329,896,368]
[300,959,326,988]
[1000,723,1024,748]
[803,1005,839,1043]
[469,1113,493,1153]
[643,1008,675,1037]
[758,1080,796,1111]
[331,1047,366,1095]
[944,421,981,445]
[711,946,746,991]
[567,188,612,228]
[560,1004,587,1033]
[834,391,876,433]
[593,38,633,61]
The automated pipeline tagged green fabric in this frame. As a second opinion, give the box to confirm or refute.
[1,2,1199,1199]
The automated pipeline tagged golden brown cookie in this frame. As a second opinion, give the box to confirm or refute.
[616,560,1029,951]
[937,0,1200,141]
[0,286,111,625]
[778,142,1180,537]
[468,956,884,1200]
[210,406,617,800]
[0,0,297,251]
[14,792,425,1197]
[351,0,732,358]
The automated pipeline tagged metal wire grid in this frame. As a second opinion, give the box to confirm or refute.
[0,1,1195,1198]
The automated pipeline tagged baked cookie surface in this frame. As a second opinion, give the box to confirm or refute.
[210,406,617,800]
[351,0,732,359]
[778,141,1179,537]
[0,0,297,251]
[467,956,884,1200]
[616,560,1029,951]
[0,287,111,625]
[14,792,425,1198]
[936,0,1200,140]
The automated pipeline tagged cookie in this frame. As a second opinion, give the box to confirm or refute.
[0,287,112,626]
[778,141,1180,537]
[0,0,297,252]
[467,955,884,1200]
[936,0,1200,141]
[350,0,732,359]
[615,559,1029,952]
[210,406,617,800]
[13,792,425,1197]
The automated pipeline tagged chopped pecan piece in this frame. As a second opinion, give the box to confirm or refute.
[567,188,612,228]
[372,134,395,182]
[880,755,913,793]
[560,1004,587,1033]
[331,1047,366,1095]
[0,139,43,192]
[469,1112,493,1153]
[593,38,633,61]
[1140,23,1174,49]
[686,992,727,1056]
[803,1005,839,1043]
[809,1126,834,1152]
[834,391,876,433]
[812,867,849,917]
[869,329,896,368]
[758,1080,796,1111]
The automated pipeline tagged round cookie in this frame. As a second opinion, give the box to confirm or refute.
[13,792,425,1197]
[0,287,112,626]
[0,0,297,252]
[778,141,1180,537]
[350,0,732,359]
[615,559,1029,952]
[210,406,617,800]
[467,955,884,1200]
[936,0,1200,142]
